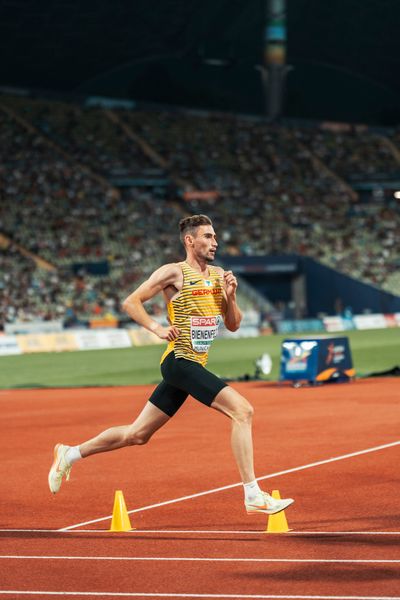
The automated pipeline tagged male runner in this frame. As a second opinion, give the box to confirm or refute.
[48,214,294,515]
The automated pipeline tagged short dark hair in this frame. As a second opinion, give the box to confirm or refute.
[179,214,213,245]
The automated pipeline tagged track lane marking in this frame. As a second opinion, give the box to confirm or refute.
[1,555,400,564]
[0,592,399,599]
[59,440,400,531]
[1,529,400,536]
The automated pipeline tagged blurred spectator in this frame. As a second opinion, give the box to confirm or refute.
[1,96,399,329]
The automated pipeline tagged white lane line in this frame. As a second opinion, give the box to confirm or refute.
[1,529,400,536]
[60,440,400,531]
[1,555,400,564]
[69,530,400,536]
[0,592,399,599]
[0,594,399,599]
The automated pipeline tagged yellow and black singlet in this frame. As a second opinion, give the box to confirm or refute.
[161,261,224,367]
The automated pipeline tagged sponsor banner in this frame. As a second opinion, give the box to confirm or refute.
[74,329,132,351]
[321,121,367,133]
[129,329,164,346]
[323,316,354,332]
[183,190,220,202]
[5,320,63,334]
[219,325,259,339]
[90,318,118,329]
[74,331,105,351]
[280,336,354,383]
[17,334,53,354]
[322,316,345,332]
[384,314,400,328]
[395,313,400,326]
[353,314,388,330]
[0,335,22,356]
[316,338,355,382]
[85,96,136,110]
[280,339,319,375]
[101,329,132,349]
[277,319,324,334]
[47,333,78,352]
[241,310,261,327]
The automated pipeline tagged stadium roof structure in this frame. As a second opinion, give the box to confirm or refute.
[1,0,400,124]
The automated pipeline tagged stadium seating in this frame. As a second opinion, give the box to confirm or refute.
[1,94,399,328]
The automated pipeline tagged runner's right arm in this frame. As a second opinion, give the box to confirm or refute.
[122,264,181,341]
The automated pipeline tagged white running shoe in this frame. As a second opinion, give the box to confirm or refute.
[48,443,72,494]
[245,491,294,515]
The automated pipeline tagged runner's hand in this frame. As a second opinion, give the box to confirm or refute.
[224,271,238,297]
[153,324,180,341]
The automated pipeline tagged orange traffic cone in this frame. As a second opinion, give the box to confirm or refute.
[109,490,134,532]
[265,490,292,533]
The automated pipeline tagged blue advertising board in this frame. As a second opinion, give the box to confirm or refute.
[280,337,355,384]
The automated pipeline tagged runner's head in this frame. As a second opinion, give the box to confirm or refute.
[179,214,217,262]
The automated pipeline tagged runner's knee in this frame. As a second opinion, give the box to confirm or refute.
[232,398,254,424]
[212,388,254,423]
[124,427,152,446]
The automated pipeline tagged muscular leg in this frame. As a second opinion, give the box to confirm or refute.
[211,386,255,484]
[79,401,170,458]
[48,381,187,494]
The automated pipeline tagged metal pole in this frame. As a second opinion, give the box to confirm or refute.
[263,0,287,120]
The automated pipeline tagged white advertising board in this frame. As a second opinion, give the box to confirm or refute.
[0,335,22,355]
[323,316,346,332]
[5,320,63,334]
[74,329,132,351]
[353,314,388,330]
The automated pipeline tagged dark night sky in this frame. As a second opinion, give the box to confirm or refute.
[1,0,399,124]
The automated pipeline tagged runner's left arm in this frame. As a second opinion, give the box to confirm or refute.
[220,270,242,332]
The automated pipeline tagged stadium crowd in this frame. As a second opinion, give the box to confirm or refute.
[1,95,399,329]
[0,96,155,178]
[124,110,400,286]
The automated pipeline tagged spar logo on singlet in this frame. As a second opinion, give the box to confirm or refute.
[190,315,222,353]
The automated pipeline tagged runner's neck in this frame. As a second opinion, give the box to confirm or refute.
[184,259,210,278]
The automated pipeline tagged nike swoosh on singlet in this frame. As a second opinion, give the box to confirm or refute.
[189,280,202,285]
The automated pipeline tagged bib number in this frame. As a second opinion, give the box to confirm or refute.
[190,315,221,353]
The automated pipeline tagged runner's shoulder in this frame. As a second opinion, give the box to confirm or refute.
[151,262,183,286]
[213,265,225,277]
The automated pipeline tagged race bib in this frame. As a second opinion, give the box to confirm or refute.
[190,315,222,353]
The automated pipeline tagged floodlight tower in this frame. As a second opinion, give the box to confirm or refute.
[262,0,289,120]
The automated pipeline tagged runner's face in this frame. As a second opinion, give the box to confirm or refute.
[192,225,218,262]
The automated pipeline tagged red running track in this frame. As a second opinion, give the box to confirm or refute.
[0,378,399,599]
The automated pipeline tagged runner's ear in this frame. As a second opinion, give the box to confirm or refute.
[184,233,194,248]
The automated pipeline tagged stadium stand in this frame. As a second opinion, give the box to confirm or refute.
[295,125,400,181]
[1,94,400,329]
[0,95,155,177]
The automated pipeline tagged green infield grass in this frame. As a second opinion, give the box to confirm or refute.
[0,328,399,389]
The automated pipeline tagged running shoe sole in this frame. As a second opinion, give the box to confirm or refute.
[246,498,294,515]
[48,443,70,494]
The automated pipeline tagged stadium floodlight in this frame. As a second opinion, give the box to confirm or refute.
[394,191,400,199]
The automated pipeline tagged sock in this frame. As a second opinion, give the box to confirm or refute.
[243,480,262,503]
[65,445,82,465]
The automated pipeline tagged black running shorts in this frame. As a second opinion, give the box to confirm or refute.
[148,351,228,417]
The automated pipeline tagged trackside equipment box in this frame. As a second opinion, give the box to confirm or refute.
[280,337,355,384]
